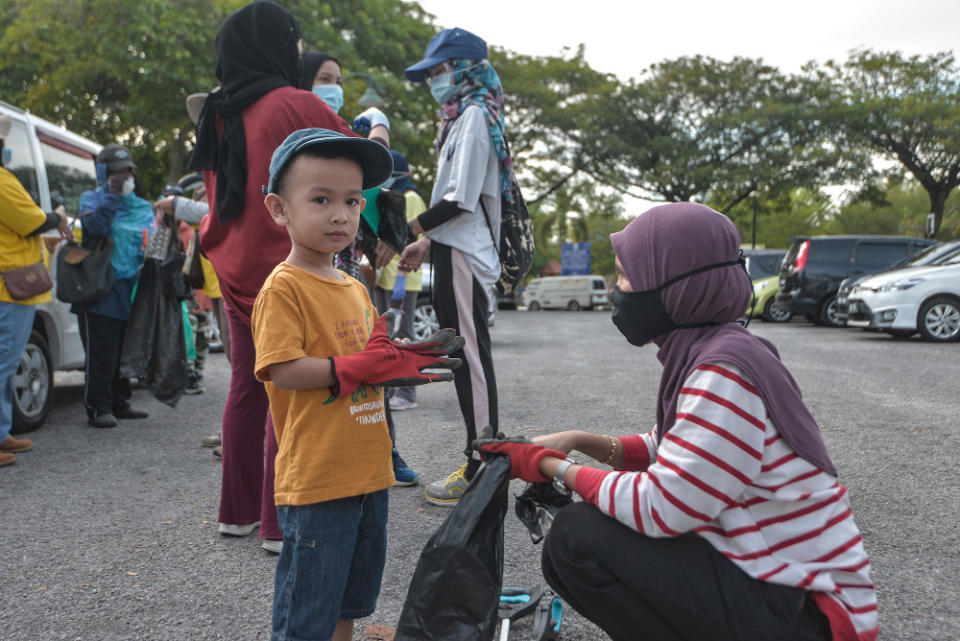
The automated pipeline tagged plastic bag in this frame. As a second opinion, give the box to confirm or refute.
[395,456,511,641]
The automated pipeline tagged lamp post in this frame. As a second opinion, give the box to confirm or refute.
[343,72,385,108]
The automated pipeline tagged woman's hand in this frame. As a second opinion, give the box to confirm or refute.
[398,237,429,272]
[374,239,396,269]
[472,437,565,483]
[532,430,585,455]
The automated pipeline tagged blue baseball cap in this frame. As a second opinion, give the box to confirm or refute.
[264,128,393,194]
[404,27,487,83]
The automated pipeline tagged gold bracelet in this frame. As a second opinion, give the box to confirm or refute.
[602,435,618,466]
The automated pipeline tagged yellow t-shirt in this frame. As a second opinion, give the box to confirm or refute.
[0,168,52,305]
[377,190,427,292]
[252,262,394,506]
[199,254,222,299]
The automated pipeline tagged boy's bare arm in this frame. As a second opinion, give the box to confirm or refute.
[268,357,336,390]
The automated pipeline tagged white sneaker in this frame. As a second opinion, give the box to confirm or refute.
[218,521,260,537]
[389,397,418,411]
[261,539,283,555]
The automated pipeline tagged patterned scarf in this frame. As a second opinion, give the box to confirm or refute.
[435,59,515,202]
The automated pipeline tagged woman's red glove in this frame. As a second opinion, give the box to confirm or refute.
[330,315,463,397]
[472,437,566,483]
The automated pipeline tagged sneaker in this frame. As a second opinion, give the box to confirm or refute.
[185,374,205,395]
[213,445,222,458]
[424,462,470,506]
[389,397,418,411]
[201,432,222,448]
[261,539,283,555]
[0,452,16,467]
[0,436,33,453]
[218,521,260,537]
[392,449,419,487]
[88,413,118,428]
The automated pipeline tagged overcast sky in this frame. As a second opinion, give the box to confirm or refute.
[411,0,959,79]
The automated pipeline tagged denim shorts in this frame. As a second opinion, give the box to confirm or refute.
[272,490,388,641]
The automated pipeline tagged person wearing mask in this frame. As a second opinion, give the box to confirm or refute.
[74,144,154,428]
[188,1,389,554]
[399,28,510,505]
[475,203,878,641]
[0,114,70,467]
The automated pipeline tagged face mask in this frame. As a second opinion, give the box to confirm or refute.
[312,84,344,114]
[1,143,10,166]
[121,176,135,197]
[429,72,459,104]
[610,257,746,347]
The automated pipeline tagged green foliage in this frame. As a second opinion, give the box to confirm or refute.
[826,178,960,239]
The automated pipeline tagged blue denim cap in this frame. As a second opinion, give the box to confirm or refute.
[404,27,487,83]
[264,128,393,194]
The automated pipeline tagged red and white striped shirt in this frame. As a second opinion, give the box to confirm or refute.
[575,362,878,641]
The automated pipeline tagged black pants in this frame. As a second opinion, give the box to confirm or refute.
[81,312,132,418]
[542,503,832,641]
[431,242,498,455]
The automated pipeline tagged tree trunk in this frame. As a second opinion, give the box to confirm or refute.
[927,187,950,238]
[166,128,189,187]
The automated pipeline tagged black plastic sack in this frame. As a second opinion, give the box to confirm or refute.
[395,456,511,641]
[119,219,188,407]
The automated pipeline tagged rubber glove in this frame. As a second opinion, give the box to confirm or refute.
[472,436,566,484]
[352,107,390,136]
[330,315,462,397]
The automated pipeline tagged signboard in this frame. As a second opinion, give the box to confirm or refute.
[561,241,591,275]
[927,213,936,237]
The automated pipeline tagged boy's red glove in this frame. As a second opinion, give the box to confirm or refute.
[472,437,566,484]
[329,315,464,397]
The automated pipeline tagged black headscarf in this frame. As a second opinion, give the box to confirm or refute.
[188,1,301,224]
[299,51,341,90]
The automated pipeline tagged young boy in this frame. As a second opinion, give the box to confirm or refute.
[252,128,462,641]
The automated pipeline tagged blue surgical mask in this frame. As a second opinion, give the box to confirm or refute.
[312,84,344,114]
[2,146,10,166]
[429,73,459,104]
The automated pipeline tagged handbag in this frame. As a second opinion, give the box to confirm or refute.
[55,236,116,304]
[2,260,53,300]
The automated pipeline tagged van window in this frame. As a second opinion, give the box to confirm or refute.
[807,238,855,264]
[854,242,908,268]
[592,279,606,290]
[38,132,98,216]
[3,118,41,204]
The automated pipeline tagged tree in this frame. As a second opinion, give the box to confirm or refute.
[582,56,833,212]
[816,50,960,237]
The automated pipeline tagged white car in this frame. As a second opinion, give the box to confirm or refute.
[845,254,960,342]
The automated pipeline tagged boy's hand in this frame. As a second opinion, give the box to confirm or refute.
[329,316,463,397]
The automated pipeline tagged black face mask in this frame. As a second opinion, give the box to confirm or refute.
[611,256,747,346]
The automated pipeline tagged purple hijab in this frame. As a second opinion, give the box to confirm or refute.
[610,203,837,476]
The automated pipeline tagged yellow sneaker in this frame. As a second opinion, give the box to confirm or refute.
[424,462,470,506]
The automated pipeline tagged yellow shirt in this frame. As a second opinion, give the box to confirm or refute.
[377,190,427,292]
[252,262,394,506]
[0,168,52,305]
[199,254,222,299]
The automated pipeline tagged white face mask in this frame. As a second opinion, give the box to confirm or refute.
[121,176,135,197]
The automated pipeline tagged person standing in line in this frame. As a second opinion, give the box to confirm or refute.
[188,1,389,554]
[0,114,70,467]
[73,144,154,428]
[399,28,511,505]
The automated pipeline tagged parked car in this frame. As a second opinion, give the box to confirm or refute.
[775,235,936,328]
[522,275,609,311]
[836,239,960,323]
[844,252,960,341]
[743,249,790,322]
[2,100,101,433]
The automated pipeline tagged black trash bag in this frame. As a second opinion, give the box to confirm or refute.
[119,217,188,407]
[514,482,574,545]
[355,188,409,265]
[395,455,511,641]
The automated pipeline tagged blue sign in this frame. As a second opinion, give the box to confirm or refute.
[561,242,591,275]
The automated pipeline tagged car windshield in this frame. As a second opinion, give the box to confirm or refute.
[928,244,960,266]
[746,252,785,280]
[901,241,960,267]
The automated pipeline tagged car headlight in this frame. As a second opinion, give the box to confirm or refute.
[879,277,925,292]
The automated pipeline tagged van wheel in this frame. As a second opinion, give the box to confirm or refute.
[567,300,581,311]
[818,296,845,328]
[527,301,541,311]
[11,331,54,434]
[917,296,960,342]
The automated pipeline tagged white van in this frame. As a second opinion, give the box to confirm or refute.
[522,275,609,311]
[2,100,102,432]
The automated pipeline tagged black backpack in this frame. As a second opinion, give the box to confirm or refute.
[480,179,534,295]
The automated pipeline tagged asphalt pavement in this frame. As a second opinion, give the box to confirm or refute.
[2,311,958,640]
